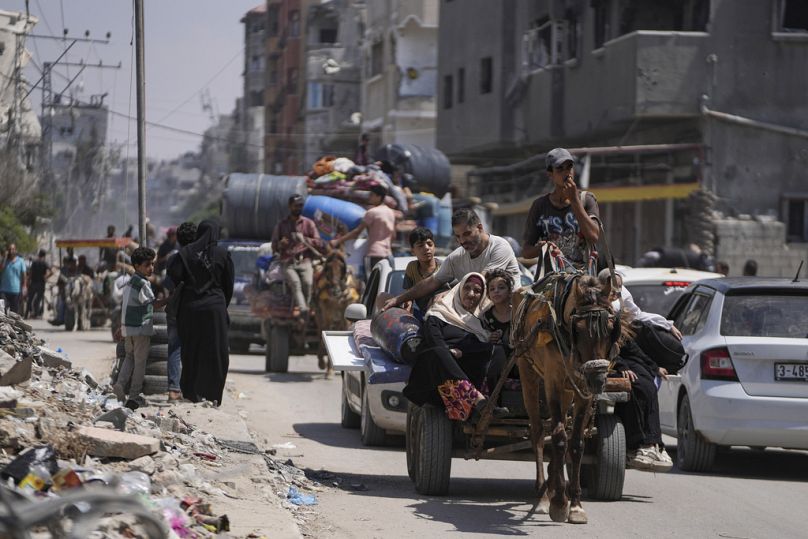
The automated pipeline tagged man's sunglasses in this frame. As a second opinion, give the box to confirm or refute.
[554,162,574,172]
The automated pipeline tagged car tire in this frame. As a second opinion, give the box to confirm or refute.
[584,414,626,501]
[152,311,167,325]
[340,375,361,429]
[148,344,168,360]
[151,325,169,344]
[267,325,289,373]
[145,360,168,376]
[64,308,75,331]
[142,374,168,395]
[677,394,716,472]
[406,402,422,481]
[414,404,452,496]
[360,385,387,446]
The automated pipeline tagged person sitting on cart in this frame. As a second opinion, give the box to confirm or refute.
[77,255,96,279]
[481,269,516,393]
[600,270,673,472]
[402,227,447,320]
[271,194,323,322]
[403,273,508,423]
[521,148,601,276]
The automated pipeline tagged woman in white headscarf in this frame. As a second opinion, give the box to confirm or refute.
[403,273,508,422]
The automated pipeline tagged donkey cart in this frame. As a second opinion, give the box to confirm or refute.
[405,378,629,500]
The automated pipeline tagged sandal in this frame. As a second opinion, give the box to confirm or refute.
[469,399,509,424]
[168,391,182,402]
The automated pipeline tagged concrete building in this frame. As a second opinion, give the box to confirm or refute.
[265,0,313,174]
[437,0,808,265]
[238,4,267,173]
[360,0,439,151]
[302,0,364,168]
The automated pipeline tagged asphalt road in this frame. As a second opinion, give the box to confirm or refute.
[228,347,808,539]
[38,325,808,538]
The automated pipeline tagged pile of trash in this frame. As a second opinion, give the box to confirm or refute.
[0,310,319,537]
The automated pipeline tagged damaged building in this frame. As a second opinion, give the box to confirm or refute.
[437,0,808,270]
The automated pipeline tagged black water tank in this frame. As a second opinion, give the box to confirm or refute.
[374,144,451,198]
[220,174,308,240]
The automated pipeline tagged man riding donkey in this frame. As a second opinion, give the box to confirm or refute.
[508,148,628,524]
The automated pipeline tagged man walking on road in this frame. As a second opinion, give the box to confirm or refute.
[0,244,26,315]
[272,195,323,320]
[384,208,520,310]
[522,148,601,276]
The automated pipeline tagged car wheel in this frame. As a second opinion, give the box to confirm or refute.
[677,394,716,472]
[360,385,386,446]
[145,360,168,376]
[268,325,289,373]
[148,344,168,360]
[414,404,452,495]
[584,414,626,501]
[340,374,360,429]
[142,374,168,395]
[152,311,167,325]
[406,402,422,481]
[151,325,169,344]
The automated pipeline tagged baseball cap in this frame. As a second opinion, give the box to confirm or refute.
[546,148,574,170]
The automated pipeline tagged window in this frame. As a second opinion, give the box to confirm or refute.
[479,57,492,94]
[252,22,264,34]
[721,294,808,338]
[267,4,279,37]
[250,90,263,107]
[287,68,298,93]
[307,82,335,109]
[362,269,381,314]
[779,0,808,32]
[566,9,581,61]
[269,114,278,134]
[785,197,808,241]
[268,58,278,85]
[250,55,263,72]
[457,68,465,103]
[593,0,612,49]
[370,41,383,77]
[289,10,301,38]
[443,75,453,109]
[319,27,338,44]
[675,292,713,336]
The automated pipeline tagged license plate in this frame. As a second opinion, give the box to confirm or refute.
[774,363,808,381]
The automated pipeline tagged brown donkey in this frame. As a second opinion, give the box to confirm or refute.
[511,274,622,524]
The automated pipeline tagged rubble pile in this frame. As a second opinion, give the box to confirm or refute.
[0,311,321,538]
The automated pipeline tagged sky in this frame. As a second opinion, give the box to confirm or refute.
[14,0,261,160]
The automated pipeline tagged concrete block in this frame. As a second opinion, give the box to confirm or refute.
[78,426,160,460]
[0,356,32,386]
[38,347,72,370]
[94,408,132,431]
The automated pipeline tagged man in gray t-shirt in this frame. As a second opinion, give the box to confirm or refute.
[383,208,520,311]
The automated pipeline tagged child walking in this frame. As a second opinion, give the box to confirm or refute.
[114,247,159,410]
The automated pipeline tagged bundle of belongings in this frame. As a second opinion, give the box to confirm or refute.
[350,308,422,384]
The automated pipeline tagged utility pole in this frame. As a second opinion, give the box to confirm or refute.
[135,0,147,246]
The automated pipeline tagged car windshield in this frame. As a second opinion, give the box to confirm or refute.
[627,283,689,316]
[229,249,258,278]
[386,270,406,296]
[721,293,808,338]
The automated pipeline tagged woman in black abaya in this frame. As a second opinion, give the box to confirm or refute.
[167,220,234,405]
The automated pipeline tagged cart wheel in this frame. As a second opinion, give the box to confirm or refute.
[585,414,626,501]
[64,307,75,331]
[340,374,360,429]
[268,325,289,373]
[414,404,452,495]
[677,394,716,472]
[360,385,386,446]
[406,402,422,481]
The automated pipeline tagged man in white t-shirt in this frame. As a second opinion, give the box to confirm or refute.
[383,208,520,310]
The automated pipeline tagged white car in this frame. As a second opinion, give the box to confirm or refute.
[619,267,723,316]
[658,277,808,471]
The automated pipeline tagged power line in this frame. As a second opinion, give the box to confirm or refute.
[153,46,244,124]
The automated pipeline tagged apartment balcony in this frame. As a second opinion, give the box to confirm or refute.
[524,30,710,144]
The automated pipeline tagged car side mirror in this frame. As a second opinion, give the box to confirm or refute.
[344,303,367,322]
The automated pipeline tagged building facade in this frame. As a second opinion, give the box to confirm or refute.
[238,4,267,173]
[303,0,364,168]
[265,0,313,174]
[360,0,439,152]
[438,0,808,264]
